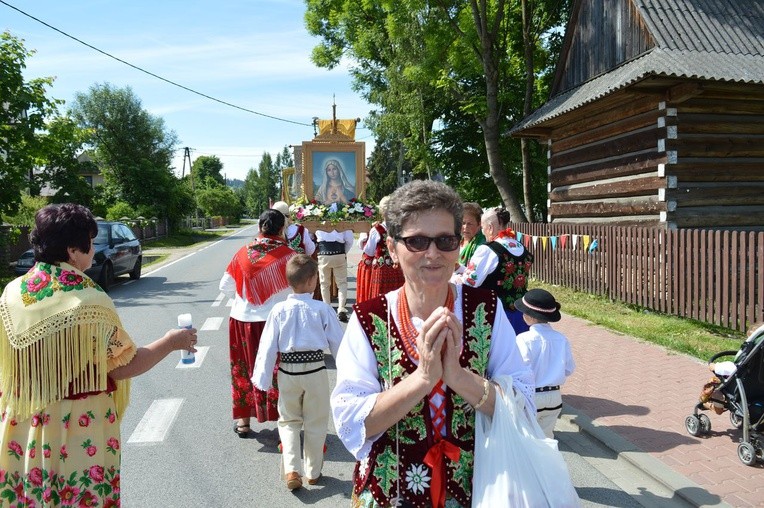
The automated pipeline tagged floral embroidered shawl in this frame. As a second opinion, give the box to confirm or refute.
[225,235,295,305]
[0,262,136,422]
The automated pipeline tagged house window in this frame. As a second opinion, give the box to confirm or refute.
[84,176,93,187]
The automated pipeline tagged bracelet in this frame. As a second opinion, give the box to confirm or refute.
[473,378,490,410]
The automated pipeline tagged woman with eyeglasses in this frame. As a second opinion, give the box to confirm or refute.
[331,180,534,507]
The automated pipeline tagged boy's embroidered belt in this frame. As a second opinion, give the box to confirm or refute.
[535,385,560,393]
[281,350,324,363]
[317,241,345,256]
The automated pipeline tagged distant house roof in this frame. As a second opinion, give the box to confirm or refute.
[511,0,764,135]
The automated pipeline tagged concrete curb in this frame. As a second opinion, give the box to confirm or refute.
[560,403,733,508]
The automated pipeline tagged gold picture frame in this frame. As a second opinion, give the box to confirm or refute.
[302,141,365,204]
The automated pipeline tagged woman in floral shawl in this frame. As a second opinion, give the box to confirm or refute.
[0,203,197,507]
[219,209,296,437]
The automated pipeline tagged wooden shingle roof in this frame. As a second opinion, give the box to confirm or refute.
[511,0,764,135]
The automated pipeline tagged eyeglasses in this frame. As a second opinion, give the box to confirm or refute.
[394,235,461,252]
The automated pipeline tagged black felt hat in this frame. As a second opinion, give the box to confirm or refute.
[514,288,561,322]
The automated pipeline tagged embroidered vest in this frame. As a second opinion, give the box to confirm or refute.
[481,240,533,311]
[287,224,308,254]
[351,287,497,507]
[371,223,394,267]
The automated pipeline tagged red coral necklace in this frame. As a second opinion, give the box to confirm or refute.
[397,285,455,361]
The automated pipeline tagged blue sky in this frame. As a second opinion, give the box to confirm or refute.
[2,0,374,182]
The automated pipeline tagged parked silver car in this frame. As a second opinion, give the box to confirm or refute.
[14,220,142,291]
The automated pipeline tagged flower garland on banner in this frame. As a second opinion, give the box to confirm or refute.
[515,232,600,254]
[289,198,377,224]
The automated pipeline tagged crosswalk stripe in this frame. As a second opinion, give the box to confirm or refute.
[126,398,184,444]
[200,317,224,331]
[226,298,234,307]
[175,346,209,369]
[211,293,225,307]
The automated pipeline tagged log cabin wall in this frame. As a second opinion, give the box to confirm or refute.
[553,0,654,94]
[547,91,670,226]
[662,87,764,230]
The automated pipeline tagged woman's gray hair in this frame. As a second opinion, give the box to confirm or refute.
[385,180,463,239]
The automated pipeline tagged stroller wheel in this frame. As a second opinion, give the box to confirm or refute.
[698,414,712,434]
[730,411,743,429]
[685,415,701,436]
[738,442,757,466]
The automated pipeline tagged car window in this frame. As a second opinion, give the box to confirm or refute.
[119,224,137,241]
[111,225,125,243]
[94,224,110,245]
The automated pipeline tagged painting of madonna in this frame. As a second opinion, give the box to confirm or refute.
[313,156,356,205]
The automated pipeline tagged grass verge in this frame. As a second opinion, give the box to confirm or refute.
[531,280,745,362]
[143,228,229,248]
[142,254,169,270]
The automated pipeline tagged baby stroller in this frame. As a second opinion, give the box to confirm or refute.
[685,324,764,466]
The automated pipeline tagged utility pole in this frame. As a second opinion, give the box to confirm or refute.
[182,147,198,222]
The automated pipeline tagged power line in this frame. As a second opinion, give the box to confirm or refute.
[0,0,313,127]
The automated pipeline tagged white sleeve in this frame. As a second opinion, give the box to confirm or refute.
[302,228,316,256]
[343,230,355,253]
[331,313,383,460]
[252,311,280,390]
[362,227,381,256]
[486,300,536,413]
[460,245,498,288]
[324,306,345,358]
[219,271,236,297]
[357,232,368,250]
[565,339,576,377]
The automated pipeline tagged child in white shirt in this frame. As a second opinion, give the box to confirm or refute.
[514,289,576,439]
[252,254,344,490]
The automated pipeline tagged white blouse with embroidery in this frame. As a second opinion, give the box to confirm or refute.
[330,284,535,460]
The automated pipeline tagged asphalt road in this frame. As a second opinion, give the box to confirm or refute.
[104,225,688,507]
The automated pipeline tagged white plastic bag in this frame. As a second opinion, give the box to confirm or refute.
[472,376,580,508]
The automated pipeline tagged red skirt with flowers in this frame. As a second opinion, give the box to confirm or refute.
[228,318,279,422]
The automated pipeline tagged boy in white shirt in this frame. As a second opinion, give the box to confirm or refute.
[252,254,344,490]
[514,289,576,439]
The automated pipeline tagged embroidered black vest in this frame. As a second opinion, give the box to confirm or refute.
[351,286,497,507]
[480,240,533,312]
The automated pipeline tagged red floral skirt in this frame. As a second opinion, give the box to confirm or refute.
[228,318,279,422]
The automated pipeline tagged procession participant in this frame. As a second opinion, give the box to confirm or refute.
[356,196,403,304]
[252,255,344,490]
[272,201,316,256]
[459,207,533,334]
[219,209,296,437]
[515,288,576,439]
[458,202,486,266]
[315,228,354,322]
[0,203,197,506]
[331,180,534,507]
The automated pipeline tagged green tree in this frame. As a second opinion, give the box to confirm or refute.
[196,185,243,220]
[305,1,569,221]
[69,83,183,221]
[38,115,94,206]
[366,136,408,202]
[241,152,280,216]
[191,155,225,188]
[0,31,61,215]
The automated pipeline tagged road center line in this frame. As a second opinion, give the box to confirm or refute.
[200,317,224,331]
[126,398,184,444]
